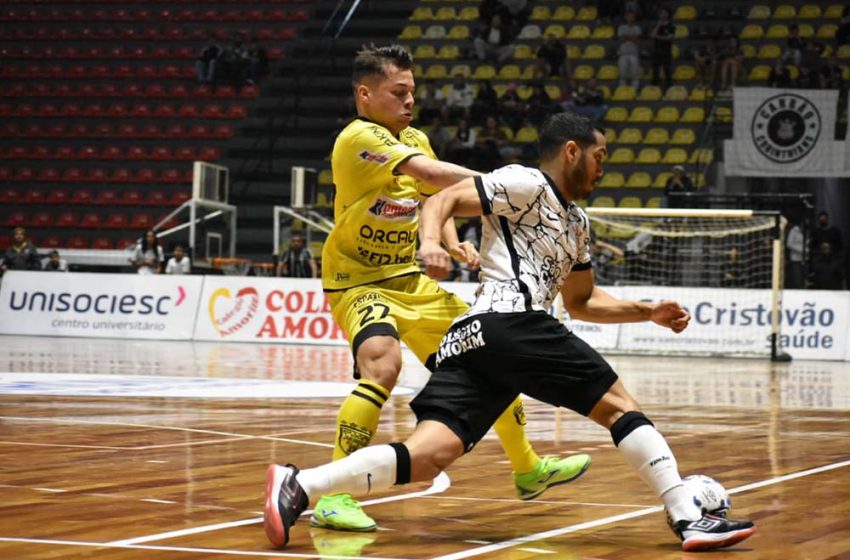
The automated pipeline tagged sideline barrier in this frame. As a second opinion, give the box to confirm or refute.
[1,272,848,361]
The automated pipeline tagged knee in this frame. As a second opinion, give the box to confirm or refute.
[358,355,401,391]
[410,438,464,479]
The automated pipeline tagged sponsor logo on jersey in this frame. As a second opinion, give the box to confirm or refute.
[368,196,419,220]
[358,149,391,165]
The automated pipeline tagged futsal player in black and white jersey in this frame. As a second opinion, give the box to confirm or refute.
[264,113,756,552]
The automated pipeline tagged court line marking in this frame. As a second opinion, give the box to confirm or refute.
[0,537,408,560]
[106,472,451,546]
[429,458,850,560]
[420,495,653,508]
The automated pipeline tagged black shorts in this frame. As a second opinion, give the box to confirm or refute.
[409,311,618,452]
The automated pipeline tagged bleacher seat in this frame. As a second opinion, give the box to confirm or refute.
[636,148,662,164]
[626,172,652,188]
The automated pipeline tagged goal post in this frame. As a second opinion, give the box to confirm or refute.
[573,207,789,361]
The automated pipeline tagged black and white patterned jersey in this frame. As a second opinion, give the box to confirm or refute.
[458,164,592,320]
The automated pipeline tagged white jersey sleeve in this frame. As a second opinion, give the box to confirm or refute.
[474,164,547,219]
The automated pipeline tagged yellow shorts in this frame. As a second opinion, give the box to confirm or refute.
[327,273,468,371]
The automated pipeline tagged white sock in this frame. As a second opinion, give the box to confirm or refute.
[296,444,398,500]
[617,425,701,522]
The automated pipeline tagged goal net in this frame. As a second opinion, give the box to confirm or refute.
[571,208,788,361]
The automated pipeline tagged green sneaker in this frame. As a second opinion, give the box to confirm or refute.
[514,454,592,501]
[310,494,377,532]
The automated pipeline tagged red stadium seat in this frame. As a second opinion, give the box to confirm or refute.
[15,167,35,181]
[105,213,128,229]
[62,168,83,182]
[146,191,167,206]
[199,146,221,161]
[120,190,142,206]
[0,187,19,204]
[94,189,117,205]
[25,189,45,204]
[67,236,88,249]
[111,168,133,183]
[87,168,109,183]
[171,191,191,205]
[136,168,156,183]
[41,236,62,249]
[80,212,103,228]
[227,105,247,118]
[31,211,53,227]
[151,146,172,160]
[4,212,26,227]
[160,169,182,183]
[56,211,79,227]
[46,189,70,205]
[131,213,154,230]
[91,237,113,250]
[70,189,93,205]
[175,146,196,160]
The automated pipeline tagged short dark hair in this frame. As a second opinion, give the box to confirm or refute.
[538,112,599,161]
[352,44,414,87]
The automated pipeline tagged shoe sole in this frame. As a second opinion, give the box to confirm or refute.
[519,455,592,501]
[264,464,287,547]
[682,526,757,552]
[309,516,377,532]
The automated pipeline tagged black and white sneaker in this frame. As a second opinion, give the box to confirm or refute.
[264,464,308,548]
[671,513,757,551]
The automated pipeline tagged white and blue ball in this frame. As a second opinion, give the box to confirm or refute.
[682,474,731,517]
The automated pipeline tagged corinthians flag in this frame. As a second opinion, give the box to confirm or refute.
[724,88,847,177]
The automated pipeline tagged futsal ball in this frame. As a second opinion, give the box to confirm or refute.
[683,474,731,517]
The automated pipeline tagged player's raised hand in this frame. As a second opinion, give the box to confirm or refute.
[448,241,480,270]
[650,300,691,333]
[419,239,453,280]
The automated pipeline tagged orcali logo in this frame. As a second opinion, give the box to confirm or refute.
[208,286,259,336]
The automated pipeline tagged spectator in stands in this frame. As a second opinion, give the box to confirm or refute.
[663,165,694,208]
[498,81,525,128]
[818,52,843,90]
[782,24,805,67]
[475,115,520,168]
[165,244,192,275]
[246,41,270,84]
[809,241,845,290]
[525,83,557,126]
[798,40,826,88]
[768,59,793,88]
[445,72,475,121]
[418,79,447,124]
[131,230,164,275]
[473,14,516,63]
[1,227,40,275]
[535,33,569,78]
[810,211,844,258]
[496,0,530,32]
[694,42,717,89]
[837,10,850,46]
[566,78,607,123]
[597,0,622,23]
[196,33,220,84]
[471,80,499,125]
[617,11,642,89]
[650,8,675,91]
[785,221,806,289]
[426,116,453,159]
[447,118,478,164]
[719,37,744,92]
[277,234,317,278]
[42,250,68,272]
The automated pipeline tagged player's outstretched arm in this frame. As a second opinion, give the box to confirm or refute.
[397,155,480,190]
[419,178,484,279]
[561,269,690,333]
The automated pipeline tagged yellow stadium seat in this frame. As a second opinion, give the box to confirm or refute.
[530,6,551,21]
[410,7,434,21]
[630,107,653,123]
[412,64,424,78]
[499,64,521,79]
[568,25,591,40]
[715,106,732,123]
[656,107,680,123]
[612,85,637,101]
[664,85,688,101]
[543,24,566,39]
[604,128,617,143]
[626,172,652,188]
[654,172,673,188]
[472,65,496,80]
[609,148,635,164]
[749,65,771,80]
[662,148,689,164]
[694,173,707,188]
[748,5,770,19]
[458,7,479,20]
[619,196,642,208]
[674,5,697,20]
[583,45,606,59]
[553,6,575,20]
[740,24,765,40]
[817,24,837,39]
[436,45,459,60]
[617,128,643,144]
[399,25,422,40]
[573,65,595,80]
[425,64,447,79]
[576,6,597,21]
[673,65,696,81]
[514,126,538,143]
[741,44,757,58]
[564,44,580,59]
[318,169,333,186]
[604,107,628,122]
[825,5,845,19]
[520,64,537,79]
[638,85,663,101]
[518,24,542,39]
[773,5,796,19]
[599,172,625,188]
[449,64,471,77]
[424,25,447,39]
[636,148,662,164]
[434,7,457,20]
[516,84,533,100]
[591,196,615,208]
[447,25,470,40]
[316,192,332,209]
[501,126,515,141]
[414,45,436,59]
[839,45,850,59]
[757,44,782,59]
[766,24,790,39]
[689,148,714,164]
[799,24,815,37]
[680,107,705,123]
[544,84,561,100]
[674,25,689,39]
[593,25,615,39]
[599,85,612,99]
[670,128,696,145]
[644,128,670,145]
[645,196,662,208]
[689,87,713,101]
[513,45,534,60]
[799,5,822,18]
[596,65,619,81]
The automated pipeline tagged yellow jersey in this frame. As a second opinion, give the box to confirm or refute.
[322,117,439,290]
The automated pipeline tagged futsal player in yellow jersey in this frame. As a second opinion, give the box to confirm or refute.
[312,45,591,532]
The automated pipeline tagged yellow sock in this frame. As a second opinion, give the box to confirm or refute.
[493,396,540,474]
[332,379,391,461]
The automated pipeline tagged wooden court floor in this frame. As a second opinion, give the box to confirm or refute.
[0,335,848,559]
